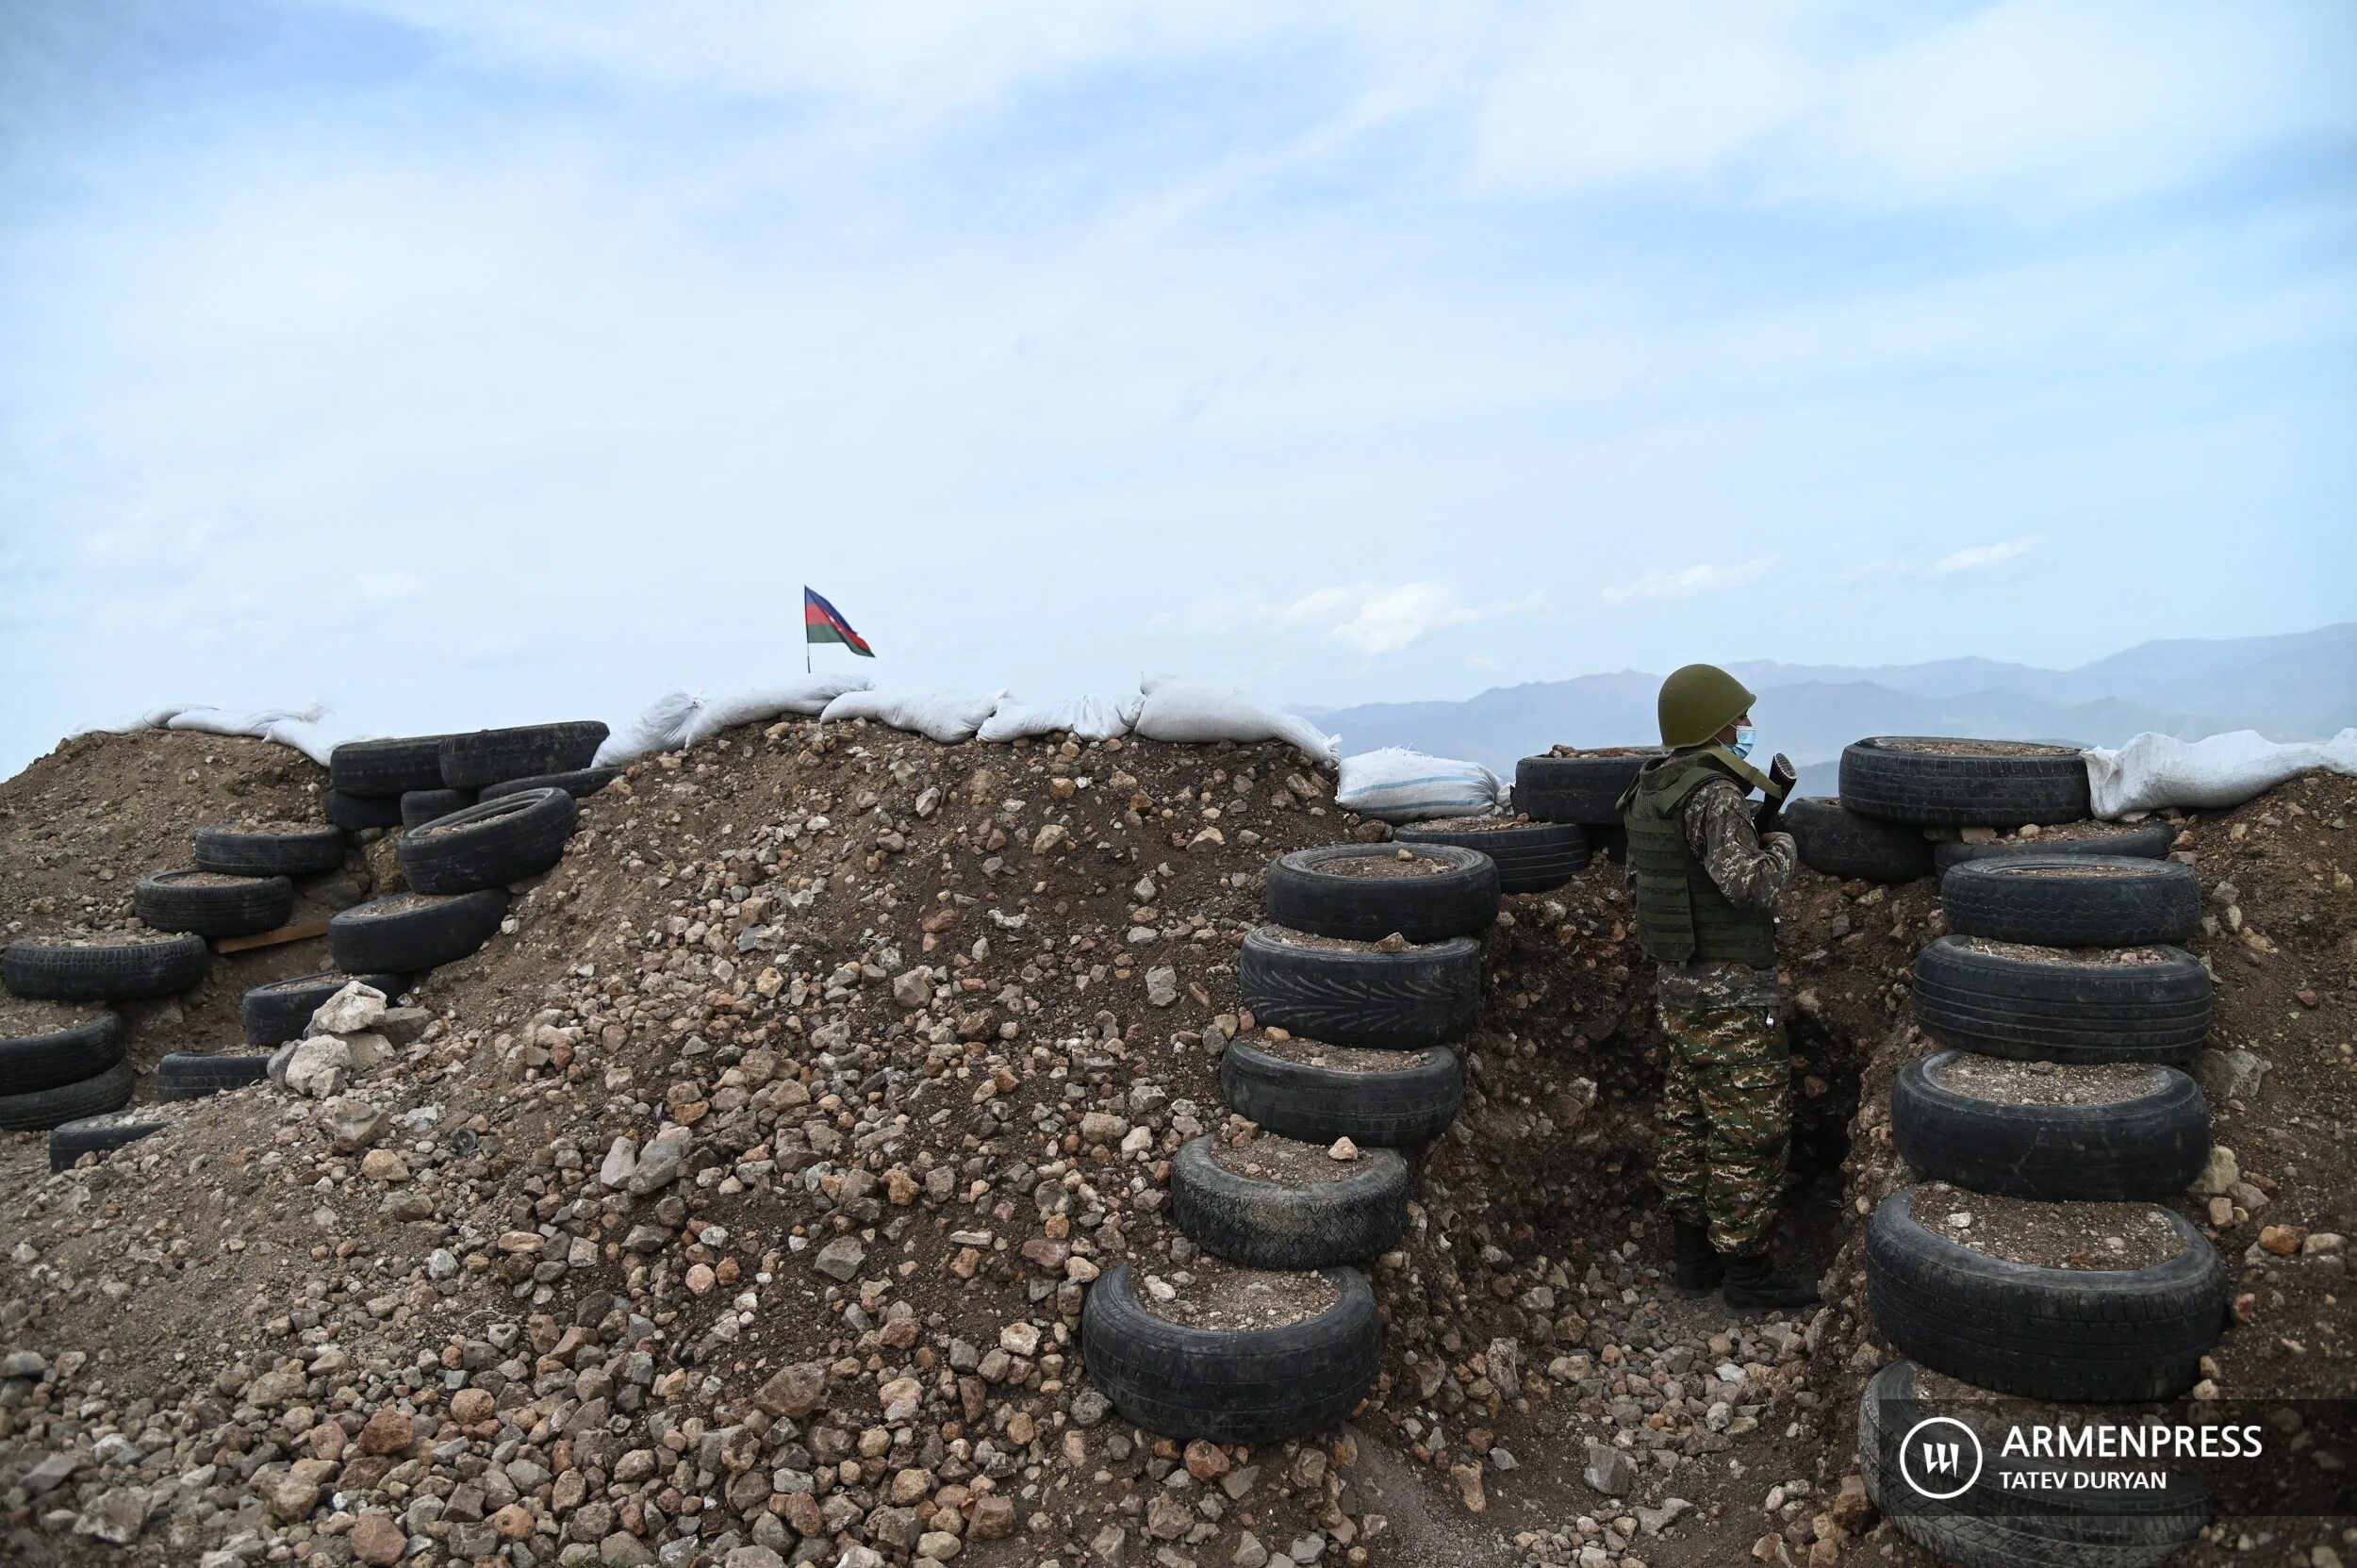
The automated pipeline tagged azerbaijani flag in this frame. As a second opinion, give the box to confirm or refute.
[803,587,875,656]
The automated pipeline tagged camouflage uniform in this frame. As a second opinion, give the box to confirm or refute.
[1652,776,1796,1257]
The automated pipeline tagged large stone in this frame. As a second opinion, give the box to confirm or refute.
[350,1512,406,1566]
[73,1487,149,1544]
[891,969,932,1010]
[357,1409,416,1455]
[320,1098,387,1153]
[376,1006,433,1047]
[284,1036,353,1098]
[814,1237,866,1281]
[1146,966,1178,1007]
[600,1137,638,1189]
[308,982,387,1035]
[625,1139,684,1195]
[2193,1048,2269,1105]
[752,1362,829,1418]
[1584,1443,1635,1496]
[2188,1146,2240,1199]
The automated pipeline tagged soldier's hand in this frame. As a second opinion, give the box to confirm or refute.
[1766,831,1797,854]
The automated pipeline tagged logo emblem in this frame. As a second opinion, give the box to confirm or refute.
[1898,1416,1984,1500]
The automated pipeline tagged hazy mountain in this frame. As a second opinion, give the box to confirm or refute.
[1301,623,2357,797]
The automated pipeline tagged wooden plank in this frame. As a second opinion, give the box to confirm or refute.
[213,917,331,955]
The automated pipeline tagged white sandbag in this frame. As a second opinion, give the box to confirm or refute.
[680,675,875,748]
[820,687,1005,745]
[164,702,328,738]
[255,717,354,767]
[597,691,701,766]
[2084,729,2357,818]
[1335,747,1506,822]
[975,693,1144,744]
[1130,676,1338,764]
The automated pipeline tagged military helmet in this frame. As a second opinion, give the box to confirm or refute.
[1656,663,1755,749]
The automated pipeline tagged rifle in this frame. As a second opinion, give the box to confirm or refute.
[1755,752,1798,838]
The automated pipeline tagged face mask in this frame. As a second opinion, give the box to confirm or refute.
[1731,725,1756,760]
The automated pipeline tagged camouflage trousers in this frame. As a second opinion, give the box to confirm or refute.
[1655,999,1792,1258]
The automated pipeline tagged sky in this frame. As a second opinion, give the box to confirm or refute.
[3,1,2354,772]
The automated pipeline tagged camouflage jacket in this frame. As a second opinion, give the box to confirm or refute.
[1655,776,1795,1011]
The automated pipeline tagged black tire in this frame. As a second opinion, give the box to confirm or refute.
[1866,1187,2224,1402]
[1784,798,1934,883]
[1933,819,2174,873]
[1169,1134,1410,1268]
[191,824,346,878]
[241,971,408,1048]
[133,869,294,939]
[1858,1361,2207,1568]
[1839,737,2090,827]
[1890,1050,2210,1201]
[1911,937,2211,1065]
[0,1058,135,1131]
[325,790,404,831]
[1583,822,1629,863]
[329,890,507,974]
[1237,927,1480,1050]
[397,787,577,894]
[0,1009,125,1096]
[4,934,210,1001]
[1220,1039,1460,1148]
[1513,751,1662,826]
[157,1051,274,1101]
[329,734,451,798]
[1392,820,1589,894]
[1080,1262,1380,1444]
[50,1114,171,1173]
[1263,845,1500,943]
[481,767,622,802]
[437,721,609,791]
[1940,855,2200,948]
[400,788,477,831]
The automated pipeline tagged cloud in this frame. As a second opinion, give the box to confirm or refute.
[1930,538,2039,575]
[1596,558,1778,610]
[1278,582,1538,657]
[357,571,429,606]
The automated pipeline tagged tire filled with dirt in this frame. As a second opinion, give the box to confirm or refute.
[1866,1185,2225,1402]
[1932,817,2174,873]
[157,1052,275,1101]
[1219,1037,1461,1148]
[191,823,347,878]
[50,1111,172,1173]
[1783,797,1935,883]
[481,767,622,801]
[1393,817,1588,894]
[400,788,478,831]
[1169,1134,1410,1269]
[1840,736,2091,827]
[1080,1261,1381,1444]
[1911,937,2211,1064]
[325,789,404,831]
[398,786,577,894]
[0,1057,135,1131]
[133,868,294,939]
[0,1002,126,1096]
[438,721,610,791]
[241,971,408,1047]
[1890,1050,2210,1201]
[4,933,211,1002]
[1858,1360,2207,1568]
[1236,926,1481,1050]
[1264,844,1499,944]
[1512,750,1662,826]
[1939,854,2200,948]
[328,890,508,974]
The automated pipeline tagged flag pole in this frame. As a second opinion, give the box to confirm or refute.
[804,586,812,675]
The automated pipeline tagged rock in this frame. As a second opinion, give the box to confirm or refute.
[489,1503,536,1542]
[892,968,932,1009]
[2,1350,50,1379]
[320,1097,386,1153]
[1079,1111,1128,1146]
[375,1005,433,1047]
[814,1237,866,1281]
[2260,1225,2305,1257]
[724,1549,786,1568]
[359,1148,410,1183]
[1450,1462,1487,1512]
[308,981,387,1035]
[1327,1136,1360,1162]
[357,1408,415,1455]
[753,1362,829,1418]
[1958,826,1999,845]
[626,1139,684,1195]
[2188,1146,2240,1198]
[1829,1475,1874,1533]
[270,1474,321,1522]
[450,1388,496,1425]
[1146,966,1178,1007]
[600,1137,638,1188]
[2193,1048,2269,1105]
[284,1035,353,1098]
[350,1512,406,1566]
[2302,1232,2346,1256]
[968,1494,1016,1540]
[73,1487,149,1544]
[1584,1443,1634,1496]
[20,1451,79,1494]
[999,1321,1043,1357]
[1184,1440,1230,1481]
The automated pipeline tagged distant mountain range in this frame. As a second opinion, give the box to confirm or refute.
[1300,622,2357,797]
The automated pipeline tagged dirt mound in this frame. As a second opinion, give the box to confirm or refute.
[0,720,2346,1567]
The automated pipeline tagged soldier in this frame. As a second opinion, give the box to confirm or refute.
[1619,663,1820,1310]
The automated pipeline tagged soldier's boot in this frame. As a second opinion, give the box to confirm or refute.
[1672,1221,1723,1292]
[1721,1253,1820,1311]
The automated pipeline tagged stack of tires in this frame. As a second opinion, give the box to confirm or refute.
[321,720,606,988]
[1083,842,1500,1444]
[0,938,204,1131]
[1512,749,1662,862]
[1851,739,2222,1568]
